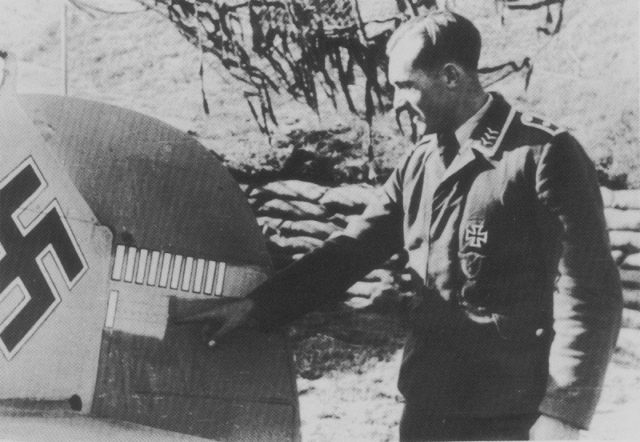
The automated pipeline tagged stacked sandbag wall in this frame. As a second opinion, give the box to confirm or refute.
[602,188,640,328]
[241,181,640,326]
[243,180,407,309]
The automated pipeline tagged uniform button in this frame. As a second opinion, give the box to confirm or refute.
[535,328,545,337]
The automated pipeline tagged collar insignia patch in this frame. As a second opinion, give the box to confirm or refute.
[480,127,500,147]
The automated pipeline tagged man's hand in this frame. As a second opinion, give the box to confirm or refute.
[530,414,580,440]
[172,297,256,347]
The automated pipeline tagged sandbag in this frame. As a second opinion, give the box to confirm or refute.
[362,268,395,284]
[328,213,349,228]
[605,209,640,231]
[623,289,640,310]
[246,196,259,208]
[267,234,324,254]
[622,253,640,270]
[608,189,640,210]
[609,231,640,252]
[326,213,364,228]
[344,296,375,309]
[343,214,364,226]
[319,184,378,213]
[257,216,285,230]
[279,219,342,240]
[249,180,327,202]
[346,280,395,299]
[611,250,625,265]
[257,199,327,220]
[600,187,614,207]
[622,308,640,329]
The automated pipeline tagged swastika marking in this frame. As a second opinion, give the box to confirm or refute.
[465,223,488,248]
[0,158,87,359]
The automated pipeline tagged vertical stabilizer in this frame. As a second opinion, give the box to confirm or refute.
[0,84,111,413]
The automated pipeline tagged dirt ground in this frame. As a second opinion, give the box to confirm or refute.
[1,1,639,440]
[298,322,640,442]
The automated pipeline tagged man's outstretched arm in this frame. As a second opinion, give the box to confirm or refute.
[174,158,409,343]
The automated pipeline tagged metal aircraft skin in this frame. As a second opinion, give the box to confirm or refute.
[0,77,300,441]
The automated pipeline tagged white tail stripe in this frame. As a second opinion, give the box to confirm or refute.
[124,246,137,282]
[136,249,148,284]
[181,257,194,291]
[112,245,126,280]
[147,251,160,285]
[111,246,228,296]
[204,261,216,295]
[170,255,183,290]
[214,262,226,296]
[193,259,205,293]
[158,253,172,288]
[105,290,119,328]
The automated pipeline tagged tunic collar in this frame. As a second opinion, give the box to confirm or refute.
[455,93,492,155]
[431,93,514,185]
[467,92,516,160]
[414,92,515,163]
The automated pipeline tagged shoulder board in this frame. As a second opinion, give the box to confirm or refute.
[519,113,563,136]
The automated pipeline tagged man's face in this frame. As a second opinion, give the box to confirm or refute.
[388,37,452,135]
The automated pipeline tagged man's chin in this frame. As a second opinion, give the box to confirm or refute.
[394,105,428,142]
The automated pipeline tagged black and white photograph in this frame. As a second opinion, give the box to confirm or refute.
[0,0,638,440]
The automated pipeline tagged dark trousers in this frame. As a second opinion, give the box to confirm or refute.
[399,404,539,441]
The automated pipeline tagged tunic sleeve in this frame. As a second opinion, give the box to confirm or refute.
[535,132,623,429]
[247,153,408,329]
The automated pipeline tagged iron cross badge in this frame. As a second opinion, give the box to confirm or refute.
[465,222,488,248]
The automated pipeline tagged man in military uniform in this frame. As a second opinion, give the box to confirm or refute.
[180,11,622,440]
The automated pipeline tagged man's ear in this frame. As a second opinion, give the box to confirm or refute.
[440,63,461,88]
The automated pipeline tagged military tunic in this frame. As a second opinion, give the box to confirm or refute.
[249,93,622,430]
